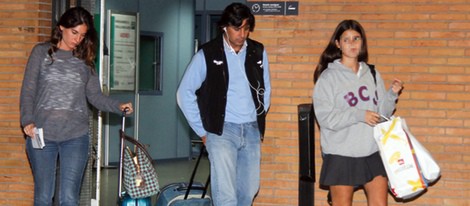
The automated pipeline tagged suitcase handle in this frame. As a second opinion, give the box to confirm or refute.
[121,107,130,132]
[118,107,131,199]
[184,145,210,199]
[177,186,206,191]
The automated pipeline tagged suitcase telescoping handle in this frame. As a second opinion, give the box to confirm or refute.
[184,145,210,199]
[121,107,130,132]
[118,107,130,199]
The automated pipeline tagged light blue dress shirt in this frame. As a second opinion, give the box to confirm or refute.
[176,38,271,137]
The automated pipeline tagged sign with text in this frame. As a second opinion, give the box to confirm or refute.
[108,11,138,91]
[248,1,299,16]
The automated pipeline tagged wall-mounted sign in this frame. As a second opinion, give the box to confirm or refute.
[108,11,138,91]
[248,1,299,16]
[285,2,299,15]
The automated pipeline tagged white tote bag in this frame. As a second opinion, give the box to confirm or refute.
[373,116,440,199]
[400,118,441,182]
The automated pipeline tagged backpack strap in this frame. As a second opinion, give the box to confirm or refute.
[368,64,377,85]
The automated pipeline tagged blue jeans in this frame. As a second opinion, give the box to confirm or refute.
[26,134,89,206]
[206,122,261,206]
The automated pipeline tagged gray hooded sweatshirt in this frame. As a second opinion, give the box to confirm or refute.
[313,59,398,157]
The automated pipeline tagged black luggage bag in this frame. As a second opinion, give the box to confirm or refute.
[155,146,211,206]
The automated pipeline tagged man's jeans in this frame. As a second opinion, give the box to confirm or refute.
[206,122,261,206]
[26,134,89,206]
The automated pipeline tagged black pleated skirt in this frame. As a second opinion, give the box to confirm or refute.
[319,151,387,186]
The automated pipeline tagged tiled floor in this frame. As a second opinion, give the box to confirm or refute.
[96,157,210,205]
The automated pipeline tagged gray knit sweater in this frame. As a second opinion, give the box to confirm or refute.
[20,42,121,141]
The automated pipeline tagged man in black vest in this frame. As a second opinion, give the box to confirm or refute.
[176,3,271,205]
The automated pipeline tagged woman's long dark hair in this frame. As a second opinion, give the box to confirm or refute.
[48,7,97,71]
[314,20,368,83]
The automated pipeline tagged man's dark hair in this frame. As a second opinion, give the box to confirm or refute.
[218,3,255,32]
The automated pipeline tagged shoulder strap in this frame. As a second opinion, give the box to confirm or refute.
[368,64,377,85]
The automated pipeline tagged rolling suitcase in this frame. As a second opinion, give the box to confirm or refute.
[155,146,211,206]
[118,109,155,206]
[120,194,151,206]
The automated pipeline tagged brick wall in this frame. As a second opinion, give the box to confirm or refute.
[251,0,470,205]
[1,0,469,205]
[0,1,51,205]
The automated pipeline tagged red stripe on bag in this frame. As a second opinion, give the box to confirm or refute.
[403,130,427,189]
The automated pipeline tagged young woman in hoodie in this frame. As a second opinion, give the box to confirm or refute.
[313,20,404,206]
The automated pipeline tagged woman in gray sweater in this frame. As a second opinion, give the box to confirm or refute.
[20,7,133,205]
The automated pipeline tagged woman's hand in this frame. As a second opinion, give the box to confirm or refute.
[365,110,380,126]
[119,102,134,115]
[391,78,404,94]
[23,123,36,138]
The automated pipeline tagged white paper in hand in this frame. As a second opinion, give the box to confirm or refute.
[31,128,45,149]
